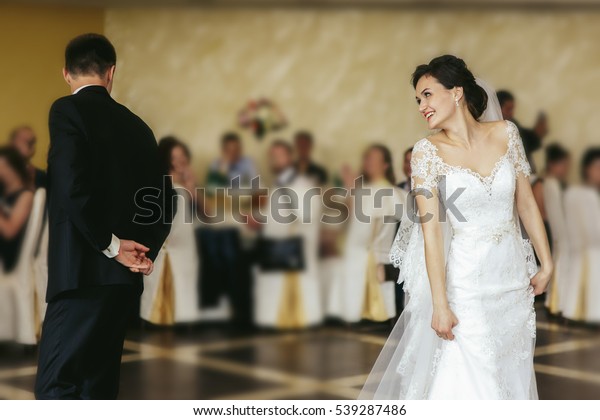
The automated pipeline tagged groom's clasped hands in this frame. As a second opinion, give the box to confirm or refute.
[114,239,155,275]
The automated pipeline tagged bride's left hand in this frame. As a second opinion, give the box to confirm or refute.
[530,265,553,295]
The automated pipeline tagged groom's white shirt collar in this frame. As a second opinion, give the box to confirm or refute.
[73,84,103,94]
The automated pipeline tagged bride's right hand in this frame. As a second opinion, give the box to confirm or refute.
[530,265,553,296]
[432,305,459,340]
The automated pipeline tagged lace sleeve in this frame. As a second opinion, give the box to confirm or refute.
[507,120,532,177]
[389,139,437,273]
[410,138,439,194]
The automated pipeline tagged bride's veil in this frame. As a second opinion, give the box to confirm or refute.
[476,77,504,123]
[357,77,537,399]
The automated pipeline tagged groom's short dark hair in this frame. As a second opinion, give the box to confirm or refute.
[65,33,116,77]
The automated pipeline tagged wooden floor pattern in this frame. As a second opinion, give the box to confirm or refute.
[0,302,598,400]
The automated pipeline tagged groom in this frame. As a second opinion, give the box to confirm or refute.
[35,33,177,399]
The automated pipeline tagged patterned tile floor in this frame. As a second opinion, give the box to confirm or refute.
[0,301,598,400]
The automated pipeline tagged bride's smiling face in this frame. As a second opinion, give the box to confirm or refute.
[415,74,461,130]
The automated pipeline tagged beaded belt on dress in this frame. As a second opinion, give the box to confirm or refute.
[451,218,517,243]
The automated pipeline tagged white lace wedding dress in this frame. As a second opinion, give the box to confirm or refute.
[358,119,539,399]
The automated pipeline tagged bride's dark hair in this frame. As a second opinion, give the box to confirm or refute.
[411,54,488,120]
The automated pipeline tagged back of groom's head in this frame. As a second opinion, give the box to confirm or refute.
[65,33,116,77]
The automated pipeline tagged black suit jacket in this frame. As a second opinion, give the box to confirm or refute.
[46,85,176,302]
[34,167,47,190]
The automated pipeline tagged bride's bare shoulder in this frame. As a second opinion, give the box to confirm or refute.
[423,131,446,147]
[480,119,507,129]
[481,120,511,145]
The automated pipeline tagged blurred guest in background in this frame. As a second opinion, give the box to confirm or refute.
[532,143,571,256]
[396,146,413,193]
[157,136,199,210]
[199,132,257,326]
[158,136,194,190]
[140,136,202,326]
[581,147,600,193]
[326,144,403,324]
[269,140,297,187]
[0,146,34,274]
[207,132,257,189]
[394,146,413,317]
[497,90,548,176]
[253,139,323,329]
[574,147,600,323]
[559,147,600,323]
[293,130,328,186]
[7,126,47,190]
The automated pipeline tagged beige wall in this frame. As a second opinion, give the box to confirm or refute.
[0,5,105,170]
[102,8,598,183]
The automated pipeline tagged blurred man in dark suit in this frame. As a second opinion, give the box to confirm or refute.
[35,33,176,399]
[497,90,548,176]
[294,130,328,186]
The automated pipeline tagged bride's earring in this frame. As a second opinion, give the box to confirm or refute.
[455,97,459,107]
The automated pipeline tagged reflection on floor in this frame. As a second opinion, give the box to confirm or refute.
[1,302,599,400]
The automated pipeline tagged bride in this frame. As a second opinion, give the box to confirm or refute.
[358,55,554,400]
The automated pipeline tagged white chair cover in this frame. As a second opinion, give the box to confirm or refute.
[140,184,205,324]
[580,187,600,322]
[0,188,46,344]
[326,181,404,323]
[253,175,324,328]
[318,255,342,317]
[33,213,49,329]
[542,177,570,314]
[561,186,599,322]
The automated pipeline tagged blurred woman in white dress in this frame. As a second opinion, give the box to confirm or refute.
[582,148,600,194]
[359,55,553,399]
[560,148,600,322]
[531,143,571,254]
[140,137,203,325]
[326,144,404,323]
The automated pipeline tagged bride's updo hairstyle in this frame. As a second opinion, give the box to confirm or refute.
[411,54,488,120]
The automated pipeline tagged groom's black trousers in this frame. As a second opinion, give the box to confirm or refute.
[35,284,139,399]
